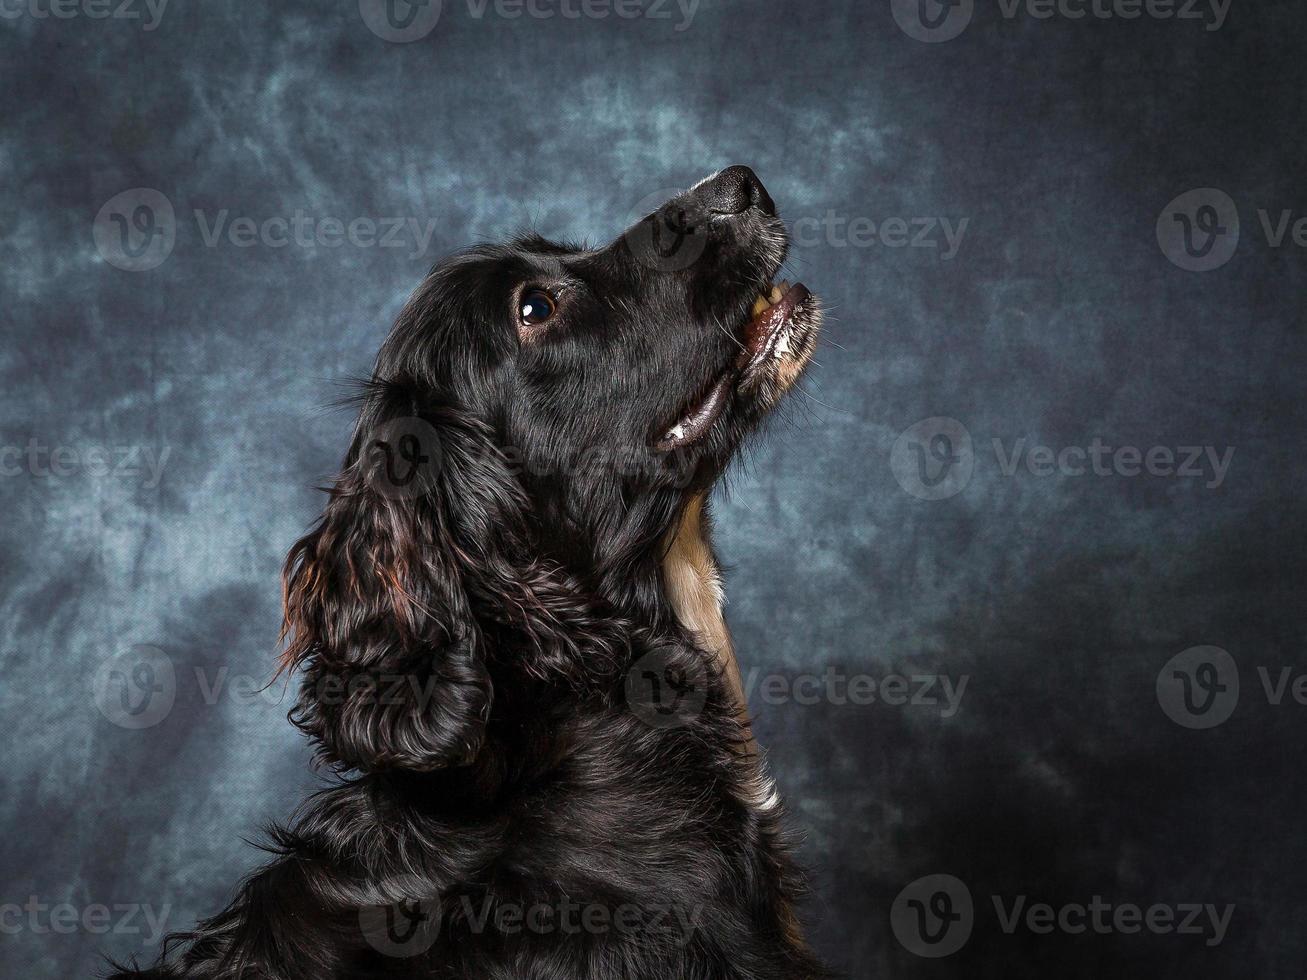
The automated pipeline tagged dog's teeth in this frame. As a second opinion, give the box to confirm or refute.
[752,295,770,317]
[769,285,783,304]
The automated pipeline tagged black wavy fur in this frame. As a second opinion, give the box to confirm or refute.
[107,167,829,980]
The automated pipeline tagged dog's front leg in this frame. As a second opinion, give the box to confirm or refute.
[106,855,359,980]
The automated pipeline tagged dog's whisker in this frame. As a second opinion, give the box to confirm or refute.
[791,383,852,416]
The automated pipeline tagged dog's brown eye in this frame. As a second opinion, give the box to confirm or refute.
[519,289,557,327]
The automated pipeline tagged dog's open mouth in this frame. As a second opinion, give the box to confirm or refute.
[655,280,816,452]
[738,280,812,376]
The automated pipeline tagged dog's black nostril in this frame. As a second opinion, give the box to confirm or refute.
[700,165,775,217]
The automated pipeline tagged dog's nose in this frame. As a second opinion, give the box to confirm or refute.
[697,165,775,217]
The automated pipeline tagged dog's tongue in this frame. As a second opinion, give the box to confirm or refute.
[737,282,810,368]
[655,373,734,452]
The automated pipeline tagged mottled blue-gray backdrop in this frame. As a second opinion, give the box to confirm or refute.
[3,0,1305,976]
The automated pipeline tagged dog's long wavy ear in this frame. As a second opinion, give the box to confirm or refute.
[279,377,523,773]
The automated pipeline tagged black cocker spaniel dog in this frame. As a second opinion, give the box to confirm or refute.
[110,166,827,980]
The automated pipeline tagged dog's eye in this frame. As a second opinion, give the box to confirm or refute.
[519,289,557,327]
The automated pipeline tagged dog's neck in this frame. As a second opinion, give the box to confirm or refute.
[661,493,749,722]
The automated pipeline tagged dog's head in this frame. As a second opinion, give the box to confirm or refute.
[281,167,820,772]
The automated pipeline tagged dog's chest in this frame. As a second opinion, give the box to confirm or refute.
[660,494,746,708]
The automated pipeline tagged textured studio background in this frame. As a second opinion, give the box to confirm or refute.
[3,1,1306,977]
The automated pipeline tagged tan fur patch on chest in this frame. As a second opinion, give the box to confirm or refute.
[661,494,745,709]
[661,497,806,946]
